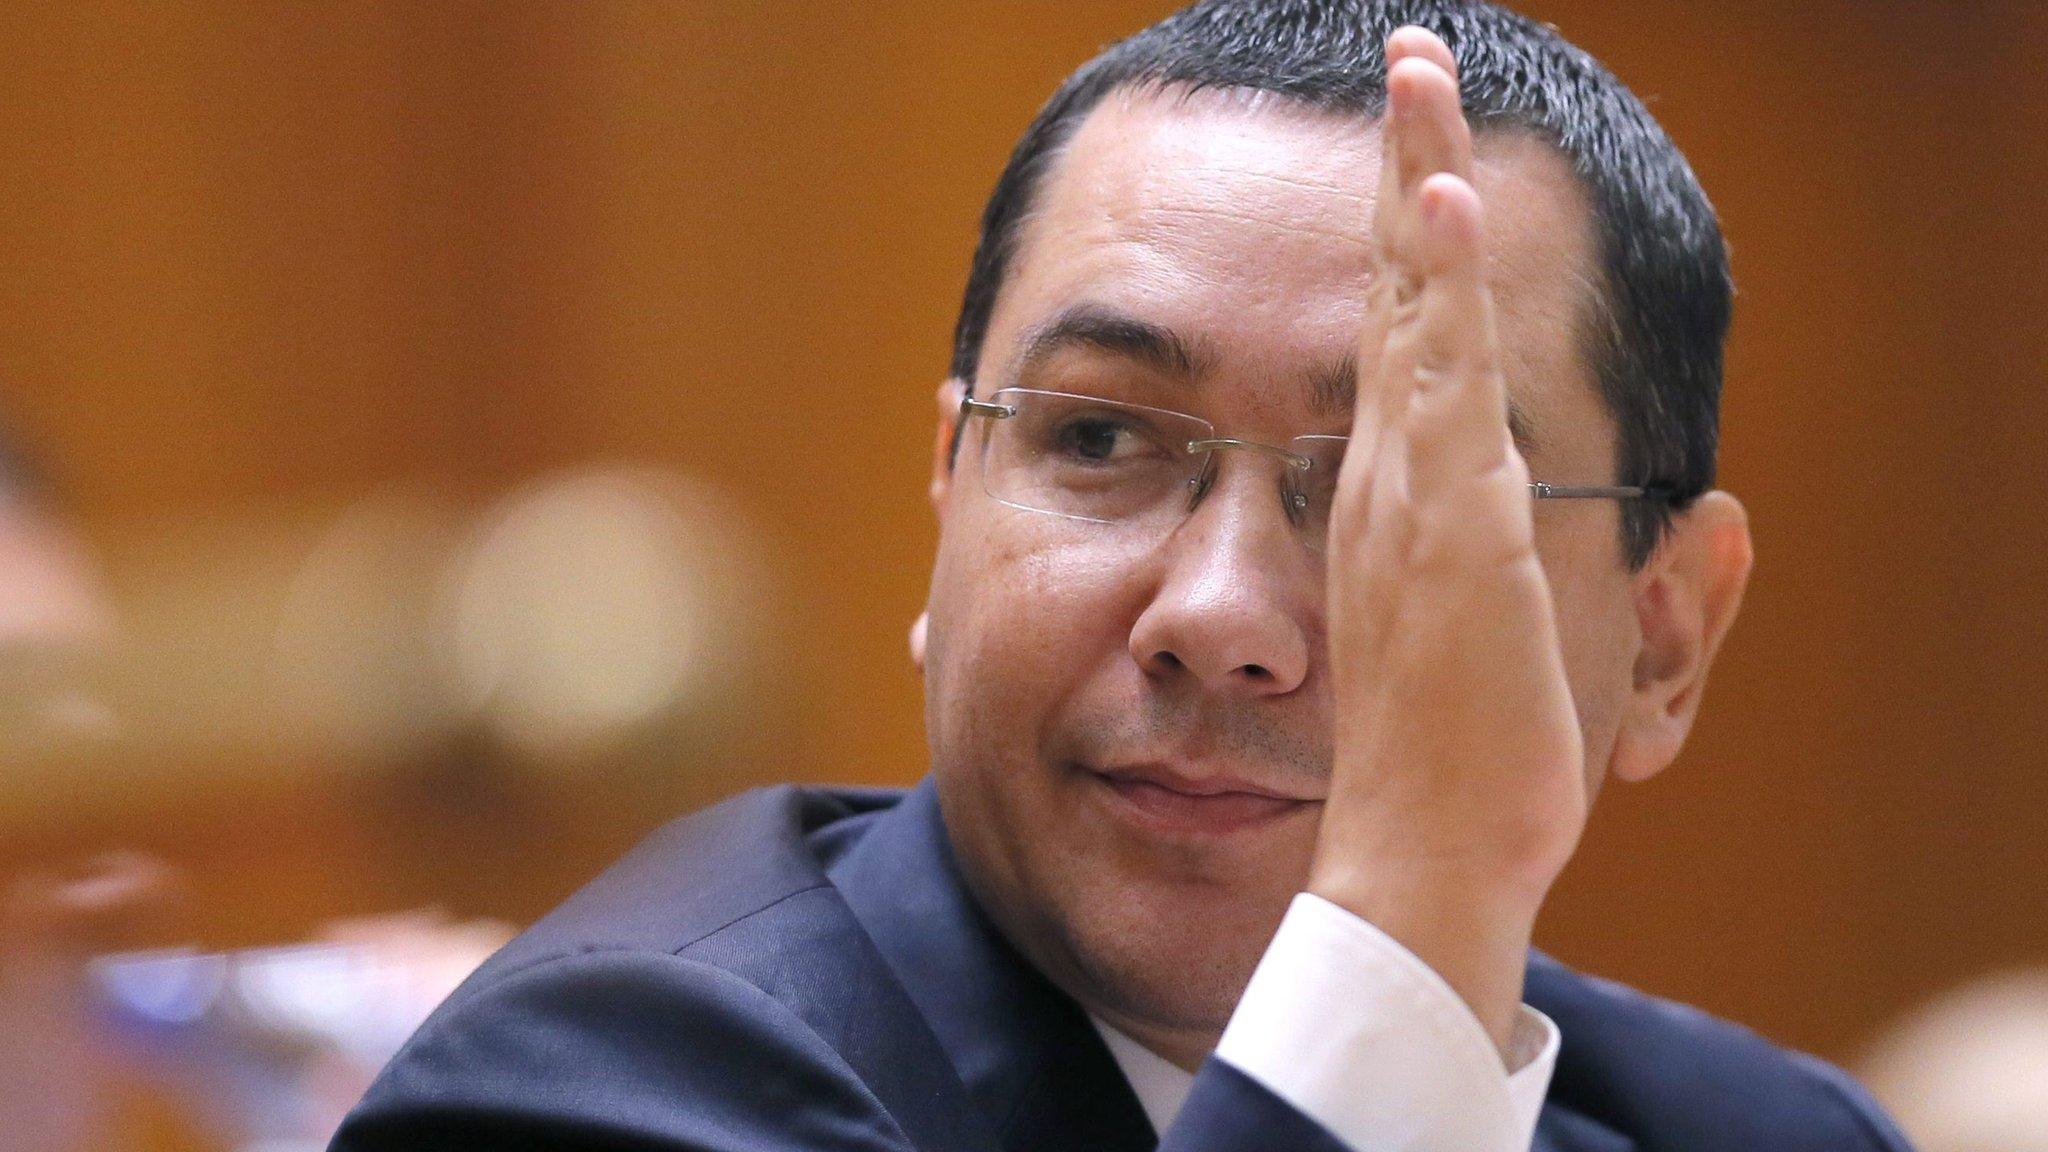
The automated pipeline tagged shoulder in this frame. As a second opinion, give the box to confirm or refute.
[1527,953,1915,1151]
[430,781,906,1027]
[480,783,900,969]
[334,948,910,1150]
[332,784,918,1151]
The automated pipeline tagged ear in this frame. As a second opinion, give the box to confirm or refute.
[913,380,965,676]
[929,378,967,513]
[1607,491,1753,784]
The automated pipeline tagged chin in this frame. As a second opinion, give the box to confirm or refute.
[937,749,1315,1038]
[1007,815,1305,1036]
[1052,875,1290,1035]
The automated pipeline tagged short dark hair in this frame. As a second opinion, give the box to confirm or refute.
[948,0,1731,567]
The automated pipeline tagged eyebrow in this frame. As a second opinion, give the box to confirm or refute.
[1012,302,1535,446]
[1014,304,1214,382]
[1305,353,1536,448]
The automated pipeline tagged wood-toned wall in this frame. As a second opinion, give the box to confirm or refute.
[2,0,2042,1067]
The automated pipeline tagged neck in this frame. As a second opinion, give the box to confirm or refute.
[1086,1002,1218,1075]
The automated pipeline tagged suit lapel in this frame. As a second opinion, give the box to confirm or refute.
[827,778,1158,1152]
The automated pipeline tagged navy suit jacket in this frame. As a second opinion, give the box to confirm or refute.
[332,779,1913,1151]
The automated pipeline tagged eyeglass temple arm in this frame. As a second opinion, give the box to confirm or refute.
[1530,482,1672,501]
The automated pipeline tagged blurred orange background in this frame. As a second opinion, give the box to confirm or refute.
[1,0,2042,1089]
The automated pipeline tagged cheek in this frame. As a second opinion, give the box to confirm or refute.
[922,510,1163,951]
[924,508,1154,769]
[1536,516,1639,743]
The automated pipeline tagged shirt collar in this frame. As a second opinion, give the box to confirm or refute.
[1089,1013,1196,1137]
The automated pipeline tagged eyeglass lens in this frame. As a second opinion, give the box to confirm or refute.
[975,389,1346,548]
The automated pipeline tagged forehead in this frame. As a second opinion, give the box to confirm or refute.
[987,85,1607,450]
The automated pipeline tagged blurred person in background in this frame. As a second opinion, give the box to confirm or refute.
[2,855,511,1152]
[0,428,144,1150]
[1857,969,2048,1152]
[0,435,114,747]
[0,426,512,1152]
[331,3,1915,1150]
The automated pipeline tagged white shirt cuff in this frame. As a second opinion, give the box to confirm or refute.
[1215,892,1559,1152]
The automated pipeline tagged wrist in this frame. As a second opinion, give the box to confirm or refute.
[1305,863,1540,1058]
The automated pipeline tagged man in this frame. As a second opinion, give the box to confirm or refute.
[334,2,1915,1149]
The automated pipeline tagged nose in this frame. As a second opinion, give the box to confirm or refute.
[1128,465,1313,696]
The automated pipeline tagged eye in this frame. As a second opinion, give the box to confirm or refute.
[1054,416,1136,462]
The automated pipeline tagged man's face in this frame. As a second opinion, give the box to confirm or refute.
[921,87,1642,1042]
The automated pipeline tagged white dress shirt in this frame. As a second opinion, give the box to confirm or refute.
[1090,892,1559,1151]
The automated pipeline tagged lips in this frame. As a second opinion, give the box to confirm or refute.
[1085,763,1316,836]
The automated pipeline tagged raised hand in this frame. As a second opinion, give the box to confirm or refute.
[1308,26,1590,1056]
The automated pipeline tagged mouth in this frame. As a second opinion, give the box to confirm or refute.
[1082,763,1318,838]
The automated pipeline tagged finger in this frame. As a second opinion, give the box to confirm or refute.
[1345,28,1468,542]
[1368,61,1463,424]
[1338,274,1398,500]
[1385,25,1457,75]
[1401,173,1518,499]
[1386,27,1469,186]
[1386,57,1474,226]
[1363,382,1413,570]
[1373,56,1475,358]
[1335,311,1415,575]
